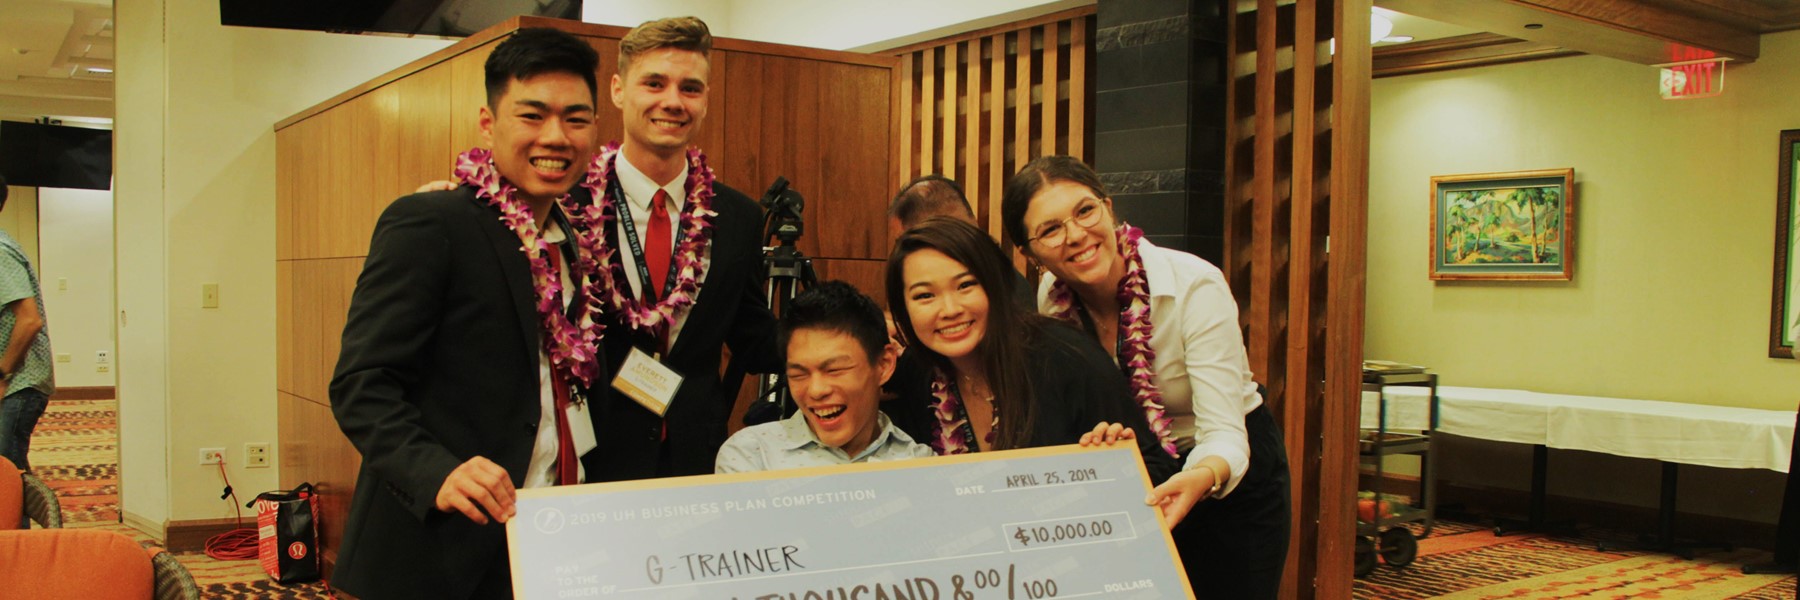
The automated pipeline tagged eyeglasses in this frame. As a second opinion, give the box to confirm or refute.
[1025,199,1105,248]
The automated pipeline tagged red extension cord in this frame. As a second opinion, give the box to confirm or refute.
[202,460,259,561]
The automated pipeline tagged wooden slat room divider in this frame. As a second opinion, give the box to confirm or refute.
[887,6,1095,242]
[1224,0,1370,597]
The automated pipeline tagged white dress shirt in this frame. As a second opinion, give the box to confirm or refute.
[523,221,585,488]
[1038,237,1260,497]
[612,154,709,346]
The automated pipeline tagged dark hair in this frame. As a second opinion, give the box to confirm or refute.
[619,16,713,75]
[780,280,889,364]
[887,174,973,228]
[885,217,1041,450]
[1000,155,1109,250]
[485,28,601,108]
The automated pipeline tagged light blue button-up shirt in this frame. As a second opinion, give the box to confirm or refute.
[715,411,935,474]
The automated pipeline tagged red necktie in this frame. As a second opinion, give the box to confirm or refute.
[546,249,579,486]
[644,189,673,297]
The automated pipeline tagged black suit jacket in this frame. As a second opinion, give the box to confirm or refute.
[591,182,781,481]
[328,188,611,599]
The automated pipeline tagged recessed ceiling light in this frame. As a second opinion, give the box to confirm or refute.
[1524,23,1544,30]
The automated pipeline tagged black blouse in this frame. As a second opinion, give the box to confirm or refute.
[881,321,1181,484]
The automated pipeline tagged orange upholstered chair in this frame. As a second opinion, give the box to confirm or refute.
[0,455,61,529]
[0,528,200,600]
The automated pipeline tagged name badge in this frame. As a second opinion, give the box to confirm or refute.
[566,395,598,456]
[611,347,683,416]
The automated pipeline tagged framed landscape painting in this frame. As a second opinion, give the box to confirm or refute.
[1768,129,1799,359]
[1429,168,1576,281]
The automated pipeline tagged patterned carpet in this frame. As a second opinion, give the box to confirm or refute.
[1355,520,1798,599]
[29,398,333,599]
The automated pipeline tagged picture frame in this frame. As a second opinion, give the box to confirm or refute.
[1429,168,1576,281]
[1767,129,1799,359]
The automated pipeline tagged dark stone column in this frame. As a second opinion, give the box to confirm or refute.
[1094,0,1229,264]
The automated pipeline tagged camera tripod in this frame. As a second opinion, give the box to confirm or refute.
[725,177,814,426]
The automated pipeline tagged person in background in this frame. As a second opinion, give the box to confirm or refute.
[1002,155,1291,599]
[0,174,54,529]
[715,281,933,473]
[886,174,1033,310]
[329,28,608,599]
[883,217,1179,483]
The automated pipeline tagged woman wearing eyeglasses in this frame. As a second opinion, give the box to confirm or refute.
[1001,156,1291,599]
[884,217,1180,482]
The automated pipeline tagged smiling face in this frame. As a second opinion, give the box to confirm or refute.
[786,327,896,457]
[479,72,597,206]
[611,47,709,162]
[901,248,991,370]
[1020,181,1123,291]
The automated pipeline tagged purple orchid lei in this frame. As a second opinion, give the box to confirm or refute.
[1043,224,1180,457]
[576,142,718,344]
[928,367,997,455]
[453,148,606,386]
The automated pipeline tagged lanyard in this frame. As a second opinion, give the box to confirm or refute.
[608,176,686,303]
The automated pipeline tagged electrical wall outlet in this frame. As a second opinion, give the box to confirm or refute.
[199,447,224,465]
[97,365,110,374]
[96,351,110,364]
[245,443,270,468]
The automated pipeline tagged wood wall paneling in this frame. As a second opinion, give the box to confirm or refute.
[1067,16,1087,162]
[1041,21,1059,157]
[987,34,1006,237]
[447,45,494,160]
[276,132,296,261]
[963,38,983,224]
[279,391,359,575]
[941,42,958,179]
[318,258,360,396]
[897,53,913,185]
[819,61,894,261]
[921,48,937,180]
[397,66,454,203]
[277,261,294,395]
[291,259,326,403]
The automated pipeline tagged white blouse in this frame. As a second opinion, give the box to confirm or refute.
[1038,237,1261,497]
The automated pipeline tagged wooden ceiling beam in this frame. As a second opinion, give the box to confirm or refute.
[1373,32,1582,77]
[1377,0,1759,64]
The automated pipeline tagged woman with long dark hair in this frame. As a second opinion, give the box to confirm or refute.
[883,217,1177,481]
[1001,156,1291,599]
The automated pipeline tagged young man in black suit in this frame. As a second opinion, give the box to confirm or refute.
[329,28,609,599]
[586,16,780,481]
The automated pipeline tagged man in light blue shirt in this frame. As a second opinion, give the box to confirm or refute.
[716,281,933,473]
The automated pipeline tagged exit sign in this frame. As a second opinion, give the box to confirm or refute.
[1659,58,1726,99]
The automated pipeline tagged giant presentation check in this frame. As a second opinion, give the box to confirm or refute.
[507,445,1193,599]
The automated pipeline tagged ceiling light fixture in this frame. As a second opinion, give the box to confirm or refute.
[1524,23,1544,30]
[86,67,112,74]
[1372,12,1395,44]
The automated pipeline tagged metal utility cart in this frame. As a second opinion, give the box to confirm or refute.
[1354,371,1439,578]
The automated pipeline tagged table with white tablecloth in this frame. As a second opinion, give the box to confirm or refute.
[1363,385,1796,548]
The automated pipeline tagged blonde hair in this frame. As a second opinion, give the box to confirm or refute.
[619,16,713,75]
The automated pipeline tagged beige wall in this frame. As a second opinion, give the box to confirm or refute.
[1367,31,1800,521]
[40,187,115,388]
[115,0,451,526]
[1369,31,1800,412]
